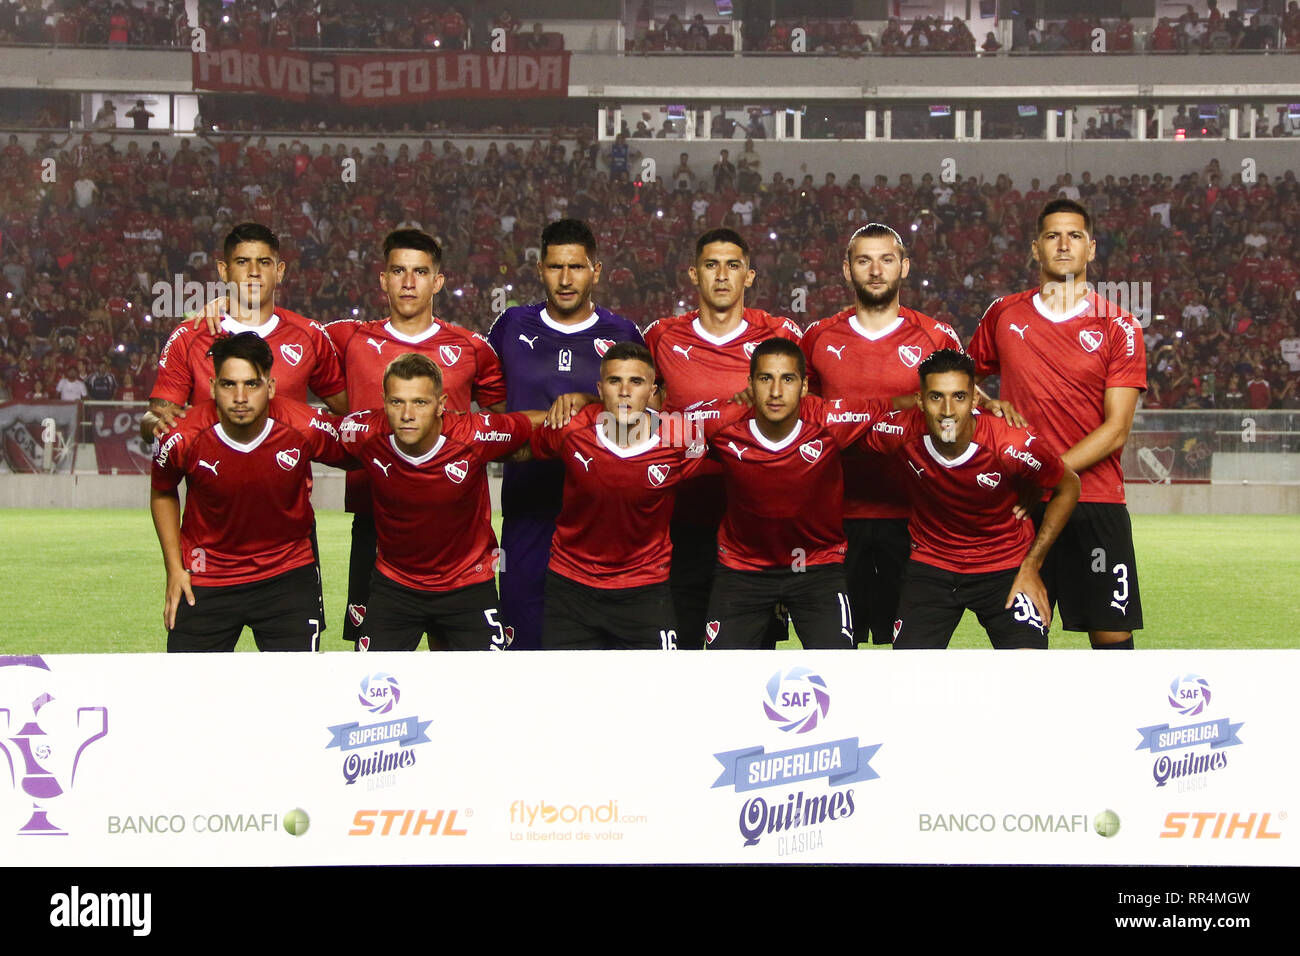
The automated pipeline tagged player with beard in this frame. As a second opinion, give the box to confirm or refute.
[642,228,803,649]
[860,349,1080,648]
[969,199,1146,648]
[325,229,506,646]
[697,339,896,650]
[150,333,349,652]
[530,342,709,650]
[486,219,643,651]
[801,223,1023,646]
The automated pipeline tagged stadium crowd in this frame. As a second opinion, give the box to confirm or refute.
[4,0,1297,54]
[0,131,1297,411]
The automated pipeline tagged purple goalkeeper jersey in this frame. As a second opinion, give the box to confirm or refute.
[487,301,643,515]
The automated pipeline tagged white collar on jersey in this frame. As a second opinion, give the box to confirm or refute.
[848,314,903,341]
[594,413,661,458]
[540,308,600,334]
[214,418,273,453]
[383,320,441,343]
[691,317,748,345]
[922,434,980,468]
[1031,291,1091,323]
[388,432,445,465]
[220,313,280,337]
[748,417,803,451]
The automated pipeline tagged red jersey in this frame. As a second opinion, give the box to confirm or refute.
[326,317,506,513]
[861,408,1066,573]
[802,305,962,519]
[644,307,803,525]
[151,410,346,587]
[152,309,346,408]
[530,404,710,589]
[968,289,1146,503]
[338,409,531,592]
[702,395,891,572]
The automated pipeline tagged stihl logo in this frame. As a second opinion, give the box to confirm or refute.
[349,809,468,836]
[1159,812,1282,840]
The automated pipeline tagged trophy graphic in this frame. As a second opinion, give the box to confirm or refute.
[1,657,109,837]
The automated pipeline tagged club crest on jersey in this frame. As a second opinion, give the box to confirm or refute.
[276,448,301,471]
[705,620,721,644]
[593,338,615,357]
[444,459,469,483]
[892,619,902,642]
[976,471,1001,489]
[348,604,366,627]
[279,343,303,366]
[647,463,670,486]
[799,440,823,463]
[897,345,922,368]
[358,636,371,652]
[743,342,758,358]
[1078,329,1103,353]
[439,344,462,366]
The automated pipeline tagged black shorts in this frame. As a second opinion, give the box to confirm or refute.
[361,573,509,651]
[704,564,854,650]
[543,571,677,650]
[343,511,378,646]
[843,518,911,645]
[893,560,1048,650]
[668,520,717,650]
[168,563,323,653]
[1036,501,1143,633]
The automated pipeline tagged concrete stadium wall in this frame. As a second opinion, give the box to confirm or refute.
[1,473,1293,514]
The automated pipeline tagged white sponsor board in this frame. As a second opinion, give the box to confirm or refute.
[0,652,1293,865]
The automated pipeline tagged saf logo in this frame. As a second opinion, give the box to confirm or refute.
[762,667,831,734]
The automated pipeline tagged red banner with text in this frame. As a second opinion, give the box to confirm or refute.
[193,49,570,104]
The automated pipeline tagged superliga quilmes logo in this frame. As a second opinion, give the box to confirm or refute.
[325,673,431,786]
[711,669,880,854]
[1135,674,1244,789]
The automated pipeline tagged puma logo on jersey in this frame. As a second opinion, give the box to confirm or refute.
[907,460,925,477]
[279,343,303,366]
[726,441,747,460]
[276,448,301,471]
[672,345,694,360]
[1024,432,1037,446]
[1110,600,1128,614]
[197,459,219,476]
[366,337,385,354]
[826,344,846,359]
[373,458,392,477]
[897,344,922,367]
[518,334,538,349]
[1078,329,1103,353]
[573,450,593,471]
[976,471,1001,488]
[444,459,469,483]
[1009,323,1029,340]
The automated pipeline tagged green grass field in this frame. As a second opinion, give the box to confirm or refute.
[2,511,1297,652]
